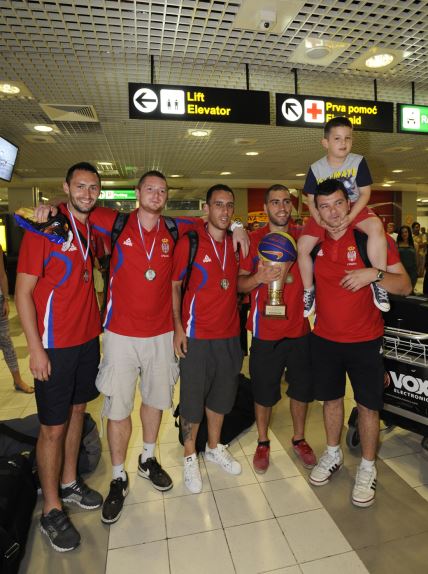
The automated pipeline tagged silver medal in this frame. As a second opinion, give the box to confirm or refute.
[220,278,229,290]
[145,268,156,281]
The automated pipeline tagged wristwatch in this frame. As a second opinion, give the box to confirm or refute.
[374,269,384,282]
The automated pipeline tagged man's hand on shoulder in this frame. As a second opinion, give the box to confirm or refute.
[232,225,249,258]
[34,204,58,223]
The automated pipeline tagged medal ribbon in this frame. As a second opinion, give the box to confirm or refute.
[207,229,227,272]
[137,217,160,265]
[67,208,90,264]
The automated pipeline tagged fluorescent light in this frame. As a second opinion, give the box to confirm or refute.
[220,171,232,175]
[245,151,259,156]
[392,169,403,173]
[188,129,210,137]
[0,83,20,94]
[34,125,53,132]
[169,174,183,178]
[382,183,391,187]
[295,173,305,177]
[365,53,394,69]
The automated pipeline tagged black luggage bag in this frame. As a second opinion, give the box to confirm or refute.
[0,453,37,574]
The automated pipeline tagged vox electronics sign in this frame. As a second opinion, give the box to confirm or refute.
[276,93,393,132]
[397,104,428,134]
[129,83,270,125]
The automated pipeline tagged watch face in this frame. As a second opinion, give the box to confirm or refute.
[377,270,384,281]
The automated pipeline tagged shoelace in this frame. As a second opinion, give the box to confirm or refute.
[47,509,70,531]
[319,451,340,470]
[297,441,312,455]
[185,459,200,479]
[146,458,163,475]
[356,467,375,486]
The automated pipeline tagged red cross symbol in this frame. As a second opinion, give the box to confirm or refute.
[306,102,323,120]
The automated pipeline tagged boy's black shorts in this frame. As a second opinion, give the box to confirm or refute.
[35,337,100,426]
[249,334,313,407]
[310,334,384,411]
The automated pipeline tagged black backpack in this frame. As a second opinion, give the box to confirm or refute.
[174,374,255,452]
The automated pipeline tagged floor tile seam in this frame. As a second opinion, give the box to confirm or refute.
[353,526,428,553]
[295,548,360,566]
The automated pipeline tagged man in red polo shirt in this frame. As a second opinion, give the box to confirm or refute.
[88,172,248,521]
[172,184,243,493]
[238,184,316,474]
[16,162,103,552]
[308,179,411,508]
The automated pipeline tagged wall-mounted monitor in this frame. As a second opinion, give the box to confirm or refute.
[0,136,19,182]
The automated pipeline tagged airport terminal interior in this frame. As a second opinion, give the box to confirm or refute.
[1,1,428,573]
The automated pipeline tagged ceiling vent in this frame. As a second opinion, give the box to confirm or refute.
[40,103,99,122]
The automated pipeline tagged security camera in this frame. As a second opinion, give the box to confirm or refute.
[258,9,276,32]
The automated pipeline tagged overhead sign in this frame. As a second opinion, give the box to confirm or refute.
[276,93,393,132]
[397,104,428,134]
[129,83,270,125]
[100,189,136,200]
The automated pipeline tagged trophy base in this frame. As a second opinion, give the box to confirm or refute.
[264,304,287,319]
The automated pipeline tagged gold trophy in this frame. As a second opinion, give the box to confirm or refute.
[257,232,297,319]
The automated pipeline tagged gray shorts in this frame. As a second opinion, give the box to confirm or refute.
[179,337,243,423]
[96,329,179,420]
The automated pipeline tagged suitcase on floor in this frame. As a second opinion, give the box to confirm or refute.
[0,453,37,574]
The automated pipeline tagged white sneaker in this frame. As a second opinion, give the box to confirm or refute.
[352,464,377,508]
[309,448,343,486]
[204,443,242,475]
[183,453,202,494]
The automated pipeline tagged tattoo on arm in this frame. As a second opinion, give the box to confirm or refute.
[181,418,193,443]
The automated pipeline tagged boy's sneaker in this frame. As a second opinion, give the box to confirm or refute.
[60,477,103,510]
[138,456,173,491]
[184,454,202,494]
[292,439,317,469]
[352,464,377,508]
[303,288,315,317]
[253,443,270,474]
[40,508,80,552]
[371,283,390,312]
[101,473,129,524]
[205,443,242,475]
[309,448,343,486]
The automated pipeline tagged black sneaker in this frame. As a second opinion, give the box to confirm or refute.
[137,456,173,491]
[40,508,80,552]
[371,282,390,312]
[101,473,129,524]
[60,477,103,510]
[303,288,315,317]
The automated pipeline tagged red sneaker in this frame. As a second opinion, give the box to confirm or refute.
[253,444,270,474]
[292,439,317,469]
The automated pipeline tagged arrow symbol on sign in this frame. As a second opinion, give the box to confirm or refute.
[133,87,158,113]
[285,102,299,117]
[137,91,157,109]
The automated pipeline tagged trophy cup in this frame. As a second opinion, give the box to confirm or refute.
[257,231,297,318]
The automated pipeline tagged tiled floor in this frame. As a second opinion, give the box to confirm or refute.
[2,302,428,573]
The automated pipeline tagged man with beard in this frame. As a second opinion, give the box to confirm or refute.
[16,162,103,552]
[238,184,316,474]
[172,184,243,493]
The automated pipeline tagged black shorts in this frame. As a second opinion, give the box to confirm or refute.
[310,334,384,411]
[179,337,243,423]
[249,334,313,407]
[35,337,100,426]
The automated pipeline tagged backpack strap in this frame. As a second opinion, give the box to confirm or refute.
[0,422,38,446]
[100,212,130,315]
[163,215,179,244]
[181,230,199,293]
[110,212,130,253]
[353,229,371,268]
